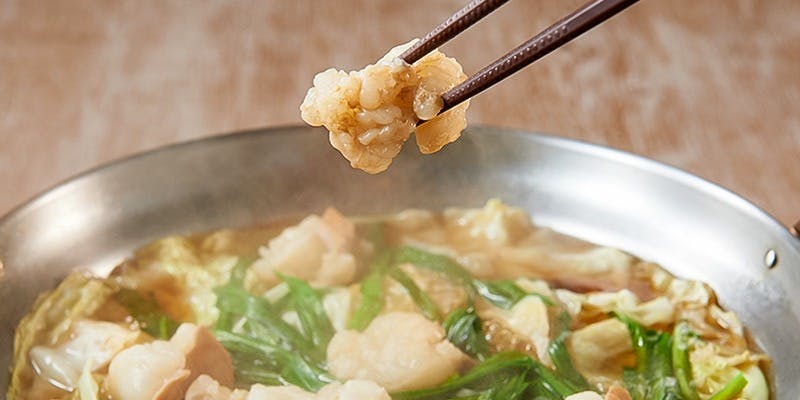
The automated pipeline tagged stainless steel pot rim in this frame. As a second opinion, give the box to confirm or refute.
[3,124,796,247]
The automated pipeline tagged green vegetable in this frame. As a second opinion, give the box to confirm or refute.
[486,374,530,400]
[672,323,700,400]
[389,268,442,320]
[278,273,335,348]
[395,247,556,310]
[618,315,683,400]
[473,280,554,309]
[214,268,335,387]
[531,362,580,398]
[211,257,254,330]
[215,265,314,351]
[214,330,333,391]
[348,269,385,330]
[394,350,585,400]
[393,246,475,292]
[235,365,284,386]
[230,354,283,386]
[228,256,253,283]
[243,291,317,355]
[442,308,490,360]
[348,250,391,330]
[114,288,180,339]
[459,374,530,400]
[547,312,591,392]
[708,373,748,400]
[392,352,535,400]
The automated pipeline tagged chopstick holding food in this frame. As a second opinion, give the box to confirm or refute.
[301,0,640,173]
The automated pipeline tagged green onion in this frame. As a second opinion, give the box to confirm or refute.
[214,330,333,391]
[395,247,557,310]
[278,273,335,348]
[231,355,283,385]
[388,268,442,321]
[213,257,256,331]
[532,362,580,398]
[457,374,530,400]
[672,322,701,400]
[348,267,385,330]
[348,244,393,330]
[442,308,490,360]
[473,280,554,309]
[392,352,535,400]
[708,373,748,400]
[113,288,179,339]
[548,336,591,390]
[393,246,475,292]
[617,314,683,400]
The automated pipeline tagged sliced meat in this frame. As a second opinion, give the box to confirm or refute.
[105,323,234,400]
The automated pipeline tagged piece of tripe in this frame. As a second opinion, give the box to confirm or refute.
[300,40,469,173]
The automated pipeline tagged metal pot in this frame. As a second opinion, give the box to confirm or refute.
[1,126,798,397]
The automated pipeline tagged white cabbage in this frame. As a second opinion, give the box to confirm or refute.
[586,290,675,326]
[77,362,99,400]
[9,273,115,399]
[322,288,352,332]
[690,339,768,398]
[29,320,139,391]
[480,295,551,362]
[443,199,533,247]
[568,319,632,386]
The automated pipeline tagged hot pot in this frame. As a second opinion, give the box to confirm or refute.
[1,126,798,397]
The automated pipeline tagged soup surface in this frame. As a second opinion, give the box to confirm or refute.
[9,200,769,400]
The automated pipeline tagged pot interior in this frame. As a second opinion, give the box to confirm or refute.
[1,126,798,397]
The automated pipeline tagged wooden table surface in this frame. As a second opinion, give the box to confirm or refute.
[1,0,798,226]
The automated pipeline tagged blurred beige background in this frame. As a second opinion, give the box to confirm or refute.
[1,0,798,225]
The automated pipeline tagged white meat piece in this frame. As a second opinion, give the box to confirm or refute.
[479,295,550,362]
[170,323,235,388]
[318,380,392,400]
[246,380,390,400]
[106,323,234,400]
[604,385,633,400]
[29,320,140,391]
[565,392,603,400]
[106,341,189,400]
[300,40,469,174]
[251,208,363,288]
[247,384,316,400]
[185,375,247,400]
[326,311,468,391]
[564,386,632,400]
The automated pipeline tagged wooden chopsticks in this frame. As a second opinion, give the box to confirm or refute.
[400,0,640,114]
